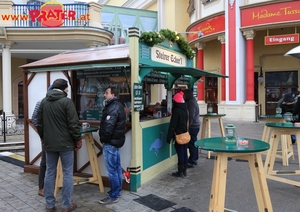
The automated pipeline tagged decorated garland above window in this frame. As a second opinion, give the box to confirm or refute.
[139,29,195,59]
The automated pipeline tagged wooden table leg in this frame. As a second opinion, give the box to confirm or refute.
[295,131,300,168]
[247,153,273,212]
[54,132,104,197]
[287,135,295,160]
[207,118,212,158]
[200,118,207,155]
[209,155,218,211]
[201,118,207,139]
[84,132,104,193]
[264,129,280,175]
[209,153,228,211]
[54,158,62,197]
[218,117,225,137]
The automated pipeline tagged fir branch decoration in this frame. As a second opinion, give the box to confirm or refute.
[139,29,195,59]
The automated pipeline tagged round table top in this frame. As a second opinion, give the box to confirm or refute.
[200,113,226,117]
[265,122,300,129]
[80,126,99,134]
[195,137,270,153]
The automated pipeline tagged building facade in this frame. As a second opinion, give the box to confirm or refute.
[186,0,300,120]
[98,0,300,120]
[1,0,299,127]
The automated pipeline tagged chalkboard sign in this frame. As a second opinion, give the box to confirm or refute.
[193,84,198,98]
[133,83,143,112]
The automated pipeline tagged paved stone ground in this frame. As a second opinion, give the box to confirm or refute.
[0,118,300,211]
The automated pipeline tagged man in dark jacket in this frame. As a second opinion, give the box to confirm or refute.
[37,78,82,212]
[183,89,200,168]
[98,86,126,204]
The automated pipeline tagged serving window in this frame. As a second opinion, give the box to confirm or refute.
[75,68,131,121]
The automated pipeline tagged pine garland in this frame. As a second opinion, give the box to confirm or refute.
[139,29,195,59]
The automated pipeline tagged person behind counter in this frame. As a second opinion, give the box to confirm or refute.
[98,86,126,204]
[183,89,200,168]
[166,91,189,177]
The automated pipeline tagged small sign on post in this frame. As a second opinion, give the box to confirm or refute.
[133,83,143,112]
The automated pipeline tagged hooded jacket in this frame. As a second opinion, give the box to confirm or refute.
[184,89,200,128]
[37,89,81,151]
[99,97,126,148]
[166,102,188,143]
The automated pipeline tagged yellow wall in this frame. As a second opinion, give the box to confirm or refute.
[254,29,300,71]
[203,40,222,71]
[164,0,189,34]
[146,2,156,11]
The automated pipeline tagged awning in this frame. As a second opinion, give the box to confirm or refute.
[28,63,130,72]
[284,45,300,59]
[139,64,228,89]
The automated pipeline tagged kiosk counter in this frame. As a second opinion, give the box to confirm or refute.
[20,27,227,191]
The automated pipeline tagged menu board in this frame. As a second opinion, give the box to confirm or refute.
[133,83,143,112]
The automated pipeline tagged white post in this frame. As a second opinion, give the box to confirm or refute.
[2,42,13,115]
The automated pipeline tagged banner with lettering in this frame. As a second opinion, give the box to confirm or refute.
[187,14,225,42]
[241,1,300,27]
[265,34,299,45]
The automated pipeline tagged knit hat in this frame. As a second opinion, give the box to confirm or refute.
[173,91,185,103]
[52,79,68,91]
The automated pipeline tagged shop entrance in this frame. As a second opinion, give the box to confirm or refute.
[205,77,218,113]
[265,71,298,115]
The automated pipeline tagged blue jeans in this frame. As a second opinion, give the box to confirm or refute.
[44,151,74,209]
[188,127,200,164]
[103,144,122,199]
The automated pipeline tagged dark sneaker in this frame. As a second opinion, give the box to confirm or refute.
[99,197,119,204]
[106,190,121,197]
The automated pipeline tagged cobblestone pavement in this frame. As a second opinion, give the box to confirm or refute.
[1,118,300,211]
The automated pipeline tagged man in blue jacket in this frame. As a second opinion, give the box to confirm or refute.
[98,86,126,204]
[37,78,82,212]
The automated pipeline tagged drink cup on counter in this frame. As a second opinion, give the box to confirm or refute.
[82,122,90,130]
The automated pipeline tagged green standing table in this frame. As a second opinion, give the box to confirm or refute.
[200,114,226,158]
[195,137,272,212]
[264,123,300,185]
[260,115,285,142]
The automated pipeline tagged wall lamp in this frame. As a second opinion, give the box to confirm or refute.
[178,31,204,38]
[258,67,264,85]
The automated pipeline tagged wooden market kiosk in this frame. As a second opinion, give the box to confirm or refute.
[21,27,227,192]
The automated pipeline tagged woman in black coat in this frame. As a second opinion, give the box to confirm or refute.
[166,91,189,177]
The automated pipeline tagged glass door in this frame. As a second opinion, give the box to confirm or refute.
[265,71,298,115]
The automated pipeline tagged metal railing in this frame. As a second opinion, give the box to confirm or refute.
[12,3,89,27]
